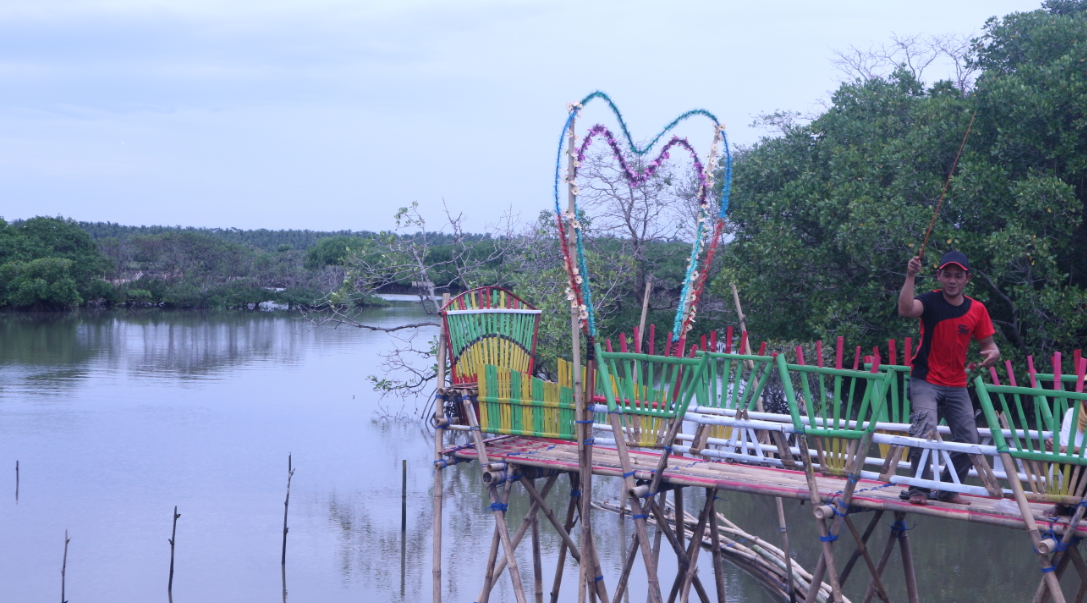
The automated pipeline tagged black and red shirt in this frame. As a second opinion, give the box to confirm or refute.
[910,291,995,387]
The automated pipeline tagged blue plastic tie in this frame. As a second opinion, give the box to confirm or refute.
[819,533,838,543]
[594,575,604,582]
[490,502,508,512]
[570,489,581,498]
[584,438,595,446]
[632,514,648,519]
[575,419,594,424]
[889,520,914,538]
[470,425,481,431]
[623,471,636,478]
[662,446,673,453]
[1042,566,1056,573]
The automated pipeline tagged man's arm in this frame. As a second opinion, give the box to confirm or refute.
[977,335,1000,369]
[898,257,924,318]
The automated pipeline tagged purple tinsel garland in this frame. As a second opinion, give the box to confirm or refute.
[575,124,710,206]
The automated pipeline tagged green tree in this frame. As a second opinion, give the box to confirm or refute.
[718,1,1087,363]
[0,258,82,310]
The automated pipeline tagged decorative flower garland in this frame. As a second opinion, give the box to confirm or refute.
[552,92,732,343]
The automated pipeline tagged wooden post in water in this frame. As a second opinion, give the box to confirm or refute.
[15,460,18,503]
[61,530,70,603]
[432,292,449,603]
[401,460,408,533]
[168,506,180,599]
[282,453,295,566]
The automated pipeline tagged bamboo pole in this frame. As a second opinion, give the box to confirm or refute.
[777,496,797,603]
[532,478,545,603]
[706,489,728,603]
[486,474,559,589]
[550,473,581,603]
[479,480,514,603]
[432,296,449,603]
[282,454,294,566]
[1000,452,1066,603]
[1035,501,1087,603]
[897,517,919,603]
[61,530,70,603]
[860,518,900,603]
[838,510,884,587]
[621,279,653,518]
[840,516,889,602]
[168,506,180,598]
[565,109,590,603]
[798,435,844,603]
[678,491,715,603]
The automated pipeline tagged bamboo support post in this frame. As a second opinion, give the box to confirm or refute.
[431,291,449,603]
[531,478,544,603]
[479,480,515,603]
[550,473,581,603]
[1036,501,1087,603]
[461,394,530,603]
[999,452,1066,603]
[838,510,884,587]
[706,489,728,603]
[485,474,559,589]
[861,515,901,603]
[897,515,919,603]
[677,491,715,603]
[776,496,797,603]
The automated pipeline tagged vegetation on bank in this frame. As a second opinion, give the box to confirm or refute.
[719,0,1087,364]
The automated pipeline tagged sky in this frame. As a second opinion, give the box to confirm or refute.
[0,0,1045,233]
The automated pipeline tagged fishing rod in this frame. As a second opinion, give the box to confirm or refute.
[917,109,977,261]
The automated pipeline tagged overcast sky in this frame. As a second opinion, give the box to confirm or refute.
[1,0,1042,232]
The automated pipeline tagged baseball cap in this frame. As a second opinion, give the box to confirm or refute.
[938,251,970,272]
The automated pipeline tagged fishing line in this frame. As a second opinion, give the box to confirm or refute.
[918,109,977,261]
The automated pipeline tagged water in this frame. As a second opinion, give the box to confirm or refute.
[0,307,1071,602]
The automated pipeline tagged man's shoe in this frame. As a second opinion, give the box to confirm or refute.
[938,493,971,505]
[908,492,928,506]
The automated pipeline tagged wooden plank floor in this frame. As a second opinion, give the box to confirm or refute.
[447,435,1087,536]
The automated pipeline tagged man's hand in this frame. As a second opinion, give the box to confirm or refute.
[906,256,922,277]
[978,346,1000,369]
[899,256,925,317]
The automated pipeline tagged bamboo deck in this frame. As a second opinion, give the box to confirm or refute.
[446,435,1087,537]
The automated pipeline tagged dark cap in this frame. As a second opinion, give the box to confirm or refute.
[938,251,970,272]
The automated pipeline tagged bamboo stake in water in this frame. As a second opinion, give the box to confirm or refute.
[282,453,295,566]
[15,460,18,503]
[168,506,180,598]
[402,460,408,533]
[61,530,70,603]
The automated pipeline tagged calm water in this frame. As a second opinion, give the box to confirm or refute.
[0,307,1069,602]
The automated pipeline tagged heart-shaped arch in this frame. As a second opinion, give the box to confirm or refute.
[553,91,732,350]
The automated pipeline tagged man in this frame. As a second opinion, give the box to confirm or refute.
[898,250,1000,506]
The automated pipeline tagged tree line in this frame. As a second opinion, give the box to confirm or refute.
[720,0,1087,366]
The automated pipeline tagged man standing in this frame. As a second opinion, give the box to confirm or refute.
[898,250,1000,506]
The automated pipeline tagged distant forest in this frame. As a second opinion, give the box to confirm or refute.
[0,216,566,312]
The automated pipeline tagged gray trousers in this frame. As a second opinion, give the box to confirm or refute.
[906,378,979,499]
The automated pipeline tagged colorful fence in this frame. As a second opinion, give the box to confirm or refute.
[477,364,576,440]
[441,287,541,385]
